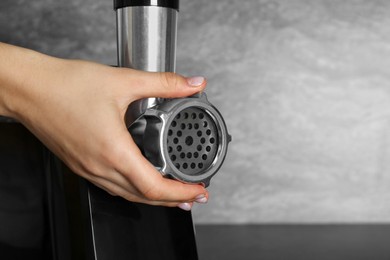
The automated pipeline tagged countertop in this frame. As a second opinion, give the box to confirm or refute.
[196,224,390,260]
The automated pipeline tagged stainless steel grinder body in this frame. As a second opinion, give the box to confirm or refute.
[117,2,178,123]
[115,0,231,186]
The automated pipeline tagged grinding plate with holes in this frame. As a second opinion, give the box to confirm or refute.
[167,107,218,176]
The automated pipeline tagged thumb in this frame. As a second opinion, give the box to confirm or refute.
[121,69,207,99]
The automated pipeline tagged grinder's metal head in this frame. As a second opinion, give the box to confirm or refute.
[130,93,231,187]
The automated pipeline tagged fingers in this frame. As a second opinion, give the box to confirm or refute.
[113,132,208,203]
[88,177,180,208]
[88,170,206,210]
[117,69,207,100]
[127,140,207,202]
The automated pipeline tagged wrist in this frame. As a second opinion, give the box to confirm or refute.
[0,43,60,121]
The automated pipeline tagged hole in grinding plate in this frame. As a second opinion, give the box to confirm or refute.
[185,136,194,146]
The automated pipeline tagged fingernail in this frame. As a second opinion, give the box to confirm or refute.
[178,202,192,211]
[187,76,205,87]
[195,194,208,204]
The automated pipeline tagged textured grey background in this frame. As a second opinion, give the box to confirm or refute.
[2,0,390,224]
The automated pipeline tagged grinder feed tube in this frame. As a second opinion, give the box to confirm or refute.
[115,0,231,187]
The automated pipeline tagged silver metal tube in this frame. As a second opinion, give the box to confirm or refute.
[116,6,178,125]
[117,6,177,71]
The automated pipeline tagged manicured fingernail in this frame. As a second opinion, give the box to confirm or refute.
[178,202,192,211]
[195,194,208,204]
[187,76,205,87]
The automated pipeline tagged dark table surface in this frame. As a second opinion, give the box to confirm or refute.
[196,225,390,260]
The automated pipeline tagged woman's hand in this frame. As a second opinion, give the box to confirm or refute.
[0,43,208,210]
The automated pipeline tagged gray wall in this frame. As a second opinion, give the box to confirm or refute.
[2,0,390,224]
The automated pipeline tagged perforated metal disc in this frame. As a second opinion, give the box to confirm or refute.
[167,107,219,176]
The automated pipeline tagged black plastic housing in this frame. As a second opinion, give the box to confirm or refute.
[114,0,179,10]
